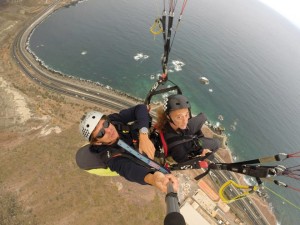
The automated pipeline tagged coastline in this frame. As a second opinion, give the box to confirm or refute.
[0,1,277,224]
[23,48,279,225]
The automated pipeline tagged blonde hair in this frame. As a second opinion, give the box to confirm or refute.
[155,106,169,131]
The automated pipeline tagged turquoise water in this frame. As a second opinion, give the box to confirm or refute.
[28,0,300,224]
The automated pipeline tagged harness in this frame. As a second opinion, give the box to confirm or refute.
[164,133,198,153]
[157,121,206,154]
[76,119,163,172]
[101,121,150,167]
[111,121,139,148]
[150,125,208,170]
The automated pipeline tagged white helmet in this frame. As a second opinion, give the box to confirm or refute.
[79,111,104,141]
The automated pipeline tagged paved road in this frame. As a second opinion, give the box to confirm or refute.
[12,1,139,112]
[209,157,270,225]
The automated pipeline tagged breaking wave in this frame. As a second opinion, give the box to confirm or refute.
[134,52,149,61]
[171,60,185,71]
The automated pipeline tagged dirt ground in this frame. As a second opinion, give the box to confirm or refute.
[0,2,165,225]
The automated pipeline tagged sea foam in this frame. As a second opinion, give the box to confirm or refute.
[171,60,185,71]
[134,53,149,61]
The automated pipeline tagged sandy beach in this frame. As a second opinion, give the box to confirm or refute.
[0,1,277,224]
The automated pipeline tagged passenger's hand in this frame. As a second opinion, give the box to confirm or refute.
[201,148,212,157]
[144,171,179,193]
[165,173,179,193]
[139,134,155,159]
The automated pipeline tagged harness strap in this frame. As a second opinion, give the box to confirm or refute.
[109,152,157,172]
[166,135,195,151]
[194,162,280,181]
[160,132,196,153]
[158,129,195,155]
[194,169,211,180]
[159,131,169,157]
[111,121,140,148]
[117,139,170,174]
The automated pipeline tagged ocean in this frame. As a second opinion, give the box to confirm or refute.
[27,0,300,224]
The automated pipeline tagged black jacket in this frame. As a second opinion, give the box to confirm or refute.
[164,113,207,163]
[91,104,154,185]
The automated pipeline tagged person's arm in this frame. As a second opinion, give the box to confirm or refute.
[138,132,155,159]
[107,157,153,185]
[188,112,207,134]
[120,104,155,159]
[110,104,150,127]
[110,104,155,158]
[144,172,178,193]
[107,157,178,193]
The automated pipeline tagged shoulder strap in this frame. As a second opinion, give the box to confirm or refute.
[112,121,131,134]
[117,139,170,174]
[76,143,157,172]
[164,133,195,152]
[159,130,169,157]
[157,128,195,156]
[111,121,139,144]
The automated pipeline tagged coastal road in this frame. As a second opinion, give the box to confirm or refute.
[210,157,270,225]
[210,170,264,224]
[12,0,139,112]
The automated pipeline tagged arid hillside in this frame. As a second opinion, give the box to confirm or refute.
[0,1,166,225]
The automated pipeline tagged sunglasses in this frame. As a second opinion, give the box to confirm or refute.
[95,120,110,139]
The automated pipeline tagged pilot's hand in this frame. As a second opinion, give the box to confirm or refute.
[139,134,155,159]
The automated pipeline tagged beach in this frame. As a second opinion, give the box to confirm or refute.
[0,0,278,224]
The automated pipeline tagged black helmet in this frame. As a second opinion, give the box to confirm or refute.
[163,94,191,114]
